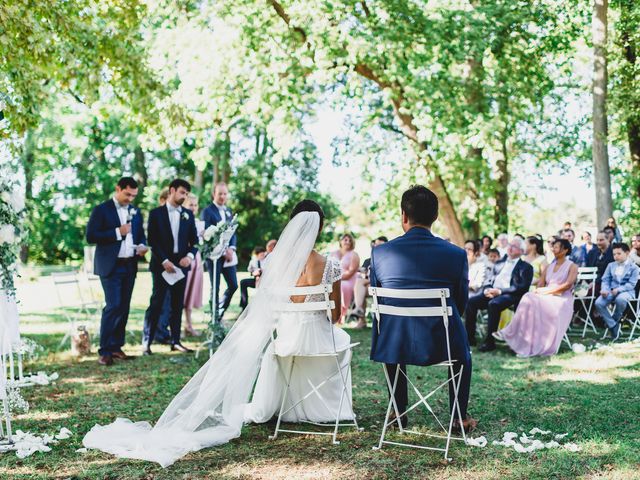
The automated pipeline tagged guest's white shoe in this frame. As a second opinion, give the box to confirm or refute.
[516,353,530,359]
[492,331,505,342]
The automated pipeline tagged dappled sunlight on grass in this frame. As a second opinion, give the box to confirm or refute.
[216,459,359,479]
[15,410,72,421]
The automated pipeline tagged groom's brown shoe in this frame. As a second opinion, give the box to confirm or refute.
[452,416,478,434]
[98,355,113,366]
[112,351,135,361]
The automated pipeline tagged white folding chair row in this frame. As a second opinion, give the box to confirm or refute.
[268,284,361,445]
[369,286,466,461]
[51,271,100,348]
[572,267,599,338]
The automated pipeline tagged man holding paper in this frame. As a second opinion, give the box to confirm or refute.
[142,179,199,355]
[86,177,149,366]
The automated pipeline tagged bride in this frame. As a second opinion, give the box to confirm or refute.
[83,200,354,467]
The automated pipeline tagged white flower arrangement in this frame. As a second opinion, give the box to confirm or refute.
[182,211,189,221]
[200,215,238,260]
[0,177,26,296]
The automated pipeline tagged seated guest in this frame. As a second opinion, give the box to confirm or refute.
[561,228,585,267]
[586,231,614,296]
[606,217,624,243]
[523,235,548,288]
[496,233,509,258]
[603,226,616,244]
[465,239,534,350]
[481,235,493,256]
[630,234,640,267]
[580,231,595,259]
[239,246,267,311]
[595,243,640,340]
[352,236,388,329]
[465,240,488,296]
[494,238,578,357]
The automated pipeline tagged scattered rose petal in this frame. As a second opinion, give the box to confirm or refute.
[466,436,487,448]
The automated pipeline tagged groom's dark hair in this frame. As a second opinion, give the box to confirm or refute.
[169,178,191,192]
[290,199,325,230]
[401,185,438,226]
[117,177,138,190]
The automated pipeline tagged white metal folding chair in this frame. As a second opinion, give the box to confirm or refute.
[571,267,599,338]
[52,271,97,347]
[623,293,640,340]
[269,284,361,444]
[369,287,466,461]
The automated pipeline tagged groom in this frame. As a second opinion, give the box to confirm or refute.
[369,185,476,432]
[86,176,148,366]
[142,179,198,354]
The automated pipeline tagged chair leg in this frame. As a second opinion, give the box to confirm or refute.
[269,357,295,441]
[374,364,399,450]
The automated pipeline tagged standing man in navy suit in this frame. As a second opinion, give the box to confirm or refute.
[464,239,533,352]
[142,179,199,354]
[201,182,238,321]
[369,185,477,432]
[86,177,148,366]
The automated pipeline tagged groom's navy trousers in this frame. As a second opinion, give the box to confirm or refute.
[369,227,472,419]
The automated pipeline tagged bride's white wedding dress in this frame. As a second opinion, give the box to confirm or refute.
[245,255,353,424]
[83,211,354,467]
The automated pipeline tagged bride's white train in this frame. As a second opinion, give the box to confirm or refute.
[83,208,354,467]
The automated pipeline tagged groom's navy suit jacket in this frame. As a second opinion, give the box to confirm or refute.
[86,200,146,277]
[147,205,198,274]
[369,227,470,366]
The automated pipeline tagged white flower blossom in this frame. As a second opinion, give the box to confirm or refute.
[0,224,16,244]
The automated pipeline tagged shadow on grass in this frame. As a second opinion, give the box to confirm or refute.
[4,328,640,479]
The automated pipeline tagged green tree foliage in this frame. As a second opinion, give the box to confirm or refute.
[0,0,161,136]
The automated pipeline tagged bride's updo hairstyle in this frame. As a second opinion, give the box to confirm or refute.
[290,199,325,232]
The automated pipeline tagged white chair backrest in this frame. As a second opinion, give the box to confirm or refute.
[577,266,598,282]
[368,287,453,330]
[272,284,335,319]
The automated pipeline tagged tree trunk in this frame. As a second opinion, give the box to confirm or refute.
[494,133,509,234]
[592,0,613,227]
[132,145,148,201]
[620,0,640,198]
[20,130,35,263]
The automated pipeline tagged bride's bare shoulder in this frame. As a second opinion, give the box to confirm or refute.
[305,251,327,278]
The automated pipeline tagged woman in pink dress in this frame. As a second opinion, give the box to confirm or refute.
[183,193,204,336]
[494,238,578,357]
[330,234,360,322]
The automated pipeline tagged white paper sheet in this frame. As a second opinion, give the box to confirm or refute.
[162,269,185,285]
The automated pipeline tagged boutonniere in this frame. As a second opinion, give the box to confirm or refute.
[127,208,137,222]
[182,211,189,221]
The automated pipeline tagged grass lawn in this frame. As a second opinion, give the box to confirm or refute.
[2,272,640,479]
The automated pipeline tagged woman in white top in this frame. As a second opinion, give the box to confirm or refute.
[465,240,488,296]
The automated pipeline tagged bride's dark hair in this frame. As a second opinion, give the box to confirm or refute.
[290,199,325,231]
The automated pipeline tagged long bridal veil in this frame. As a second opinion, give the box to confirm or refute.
[83,211,321,467]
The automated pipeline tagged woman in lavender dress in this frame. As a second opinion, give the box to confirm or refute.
[494,238,578,357]
[330,234,360,322]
